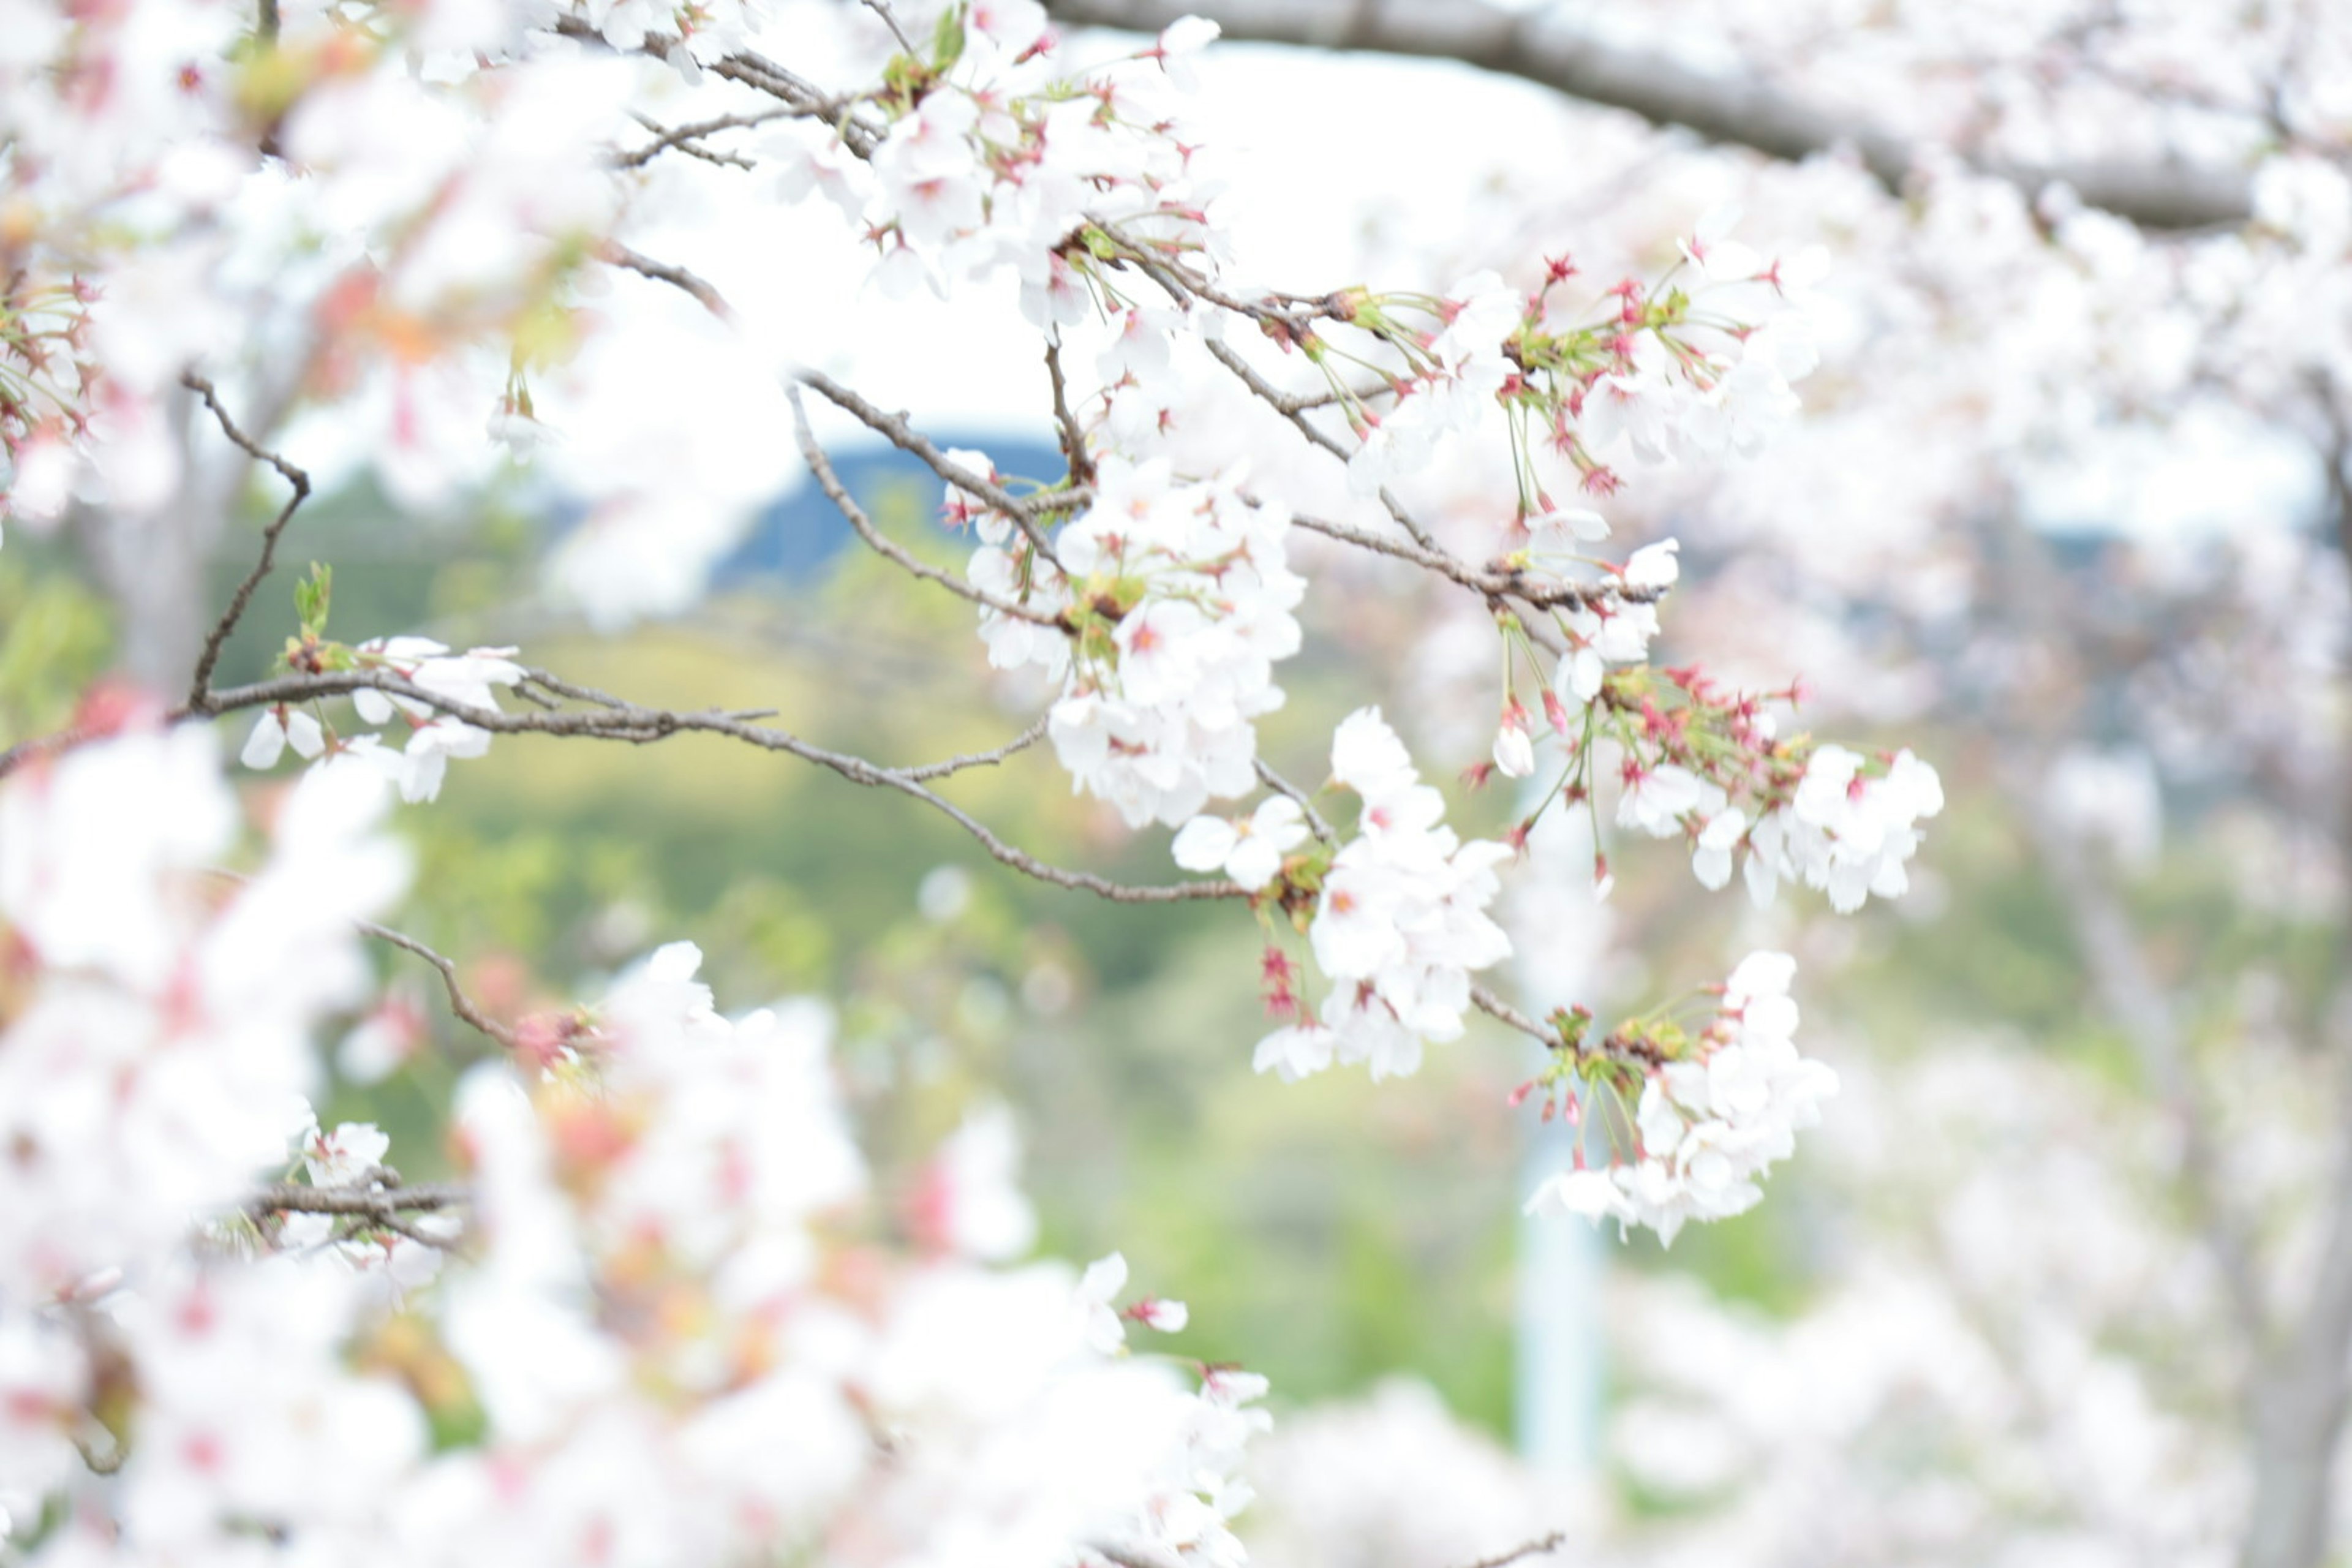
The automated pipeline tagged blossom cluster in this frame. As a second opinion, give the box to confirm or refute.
[1522,952,1836,1246]
[1248,709,1513,1084]
[0,725,405,1301]
[243,625,527,804]
[769,2,1224,318]
[0,728,1270,1568]
[0,0,622,532]
[1308,209,1823,516]
[1489,622,1946,913]
[963,452,1305,828]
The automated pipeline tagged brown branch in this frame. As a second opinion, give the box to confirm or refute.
[614,107,792,169]
[181,372,313,707]
[602,241,735,320]
[1254,757,1336,846]
[246,1178,469,1250]
[899,714,1051,782]
[0,726,86,779]
[199,866,521,1049]
[1038,0,2253,231]
[1198,337,1439,552]
[247,1180,469,1217]
[858,0,918,54]
[786,386,1068,626]
[1044,337,1095,488]
[183,668,1244,905]
[1455,1532,1568,1568]
[355,918,519,1050]
[794,367,1076,566]
[1472,984,1564,1049]
[2025,774,2269,1349]
[1289,507,1662,616]
[710,52,885,157]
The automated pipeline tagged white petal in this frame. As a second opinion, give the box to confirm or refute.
[240,712,287,769]
[1171,815,1239,872]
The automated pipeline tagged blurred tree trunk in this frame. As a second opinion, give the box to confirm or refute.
[78,371,302,699]
[1041,0,2252,229]
[2242,417,2352,1568]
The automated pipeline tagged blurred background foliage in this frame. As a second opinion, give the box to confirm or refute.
[1,441,2233,1442]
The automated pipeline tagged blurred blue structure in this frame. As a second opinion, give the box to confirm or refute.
[712,434,1065,589]
[1513,813,1611,1474]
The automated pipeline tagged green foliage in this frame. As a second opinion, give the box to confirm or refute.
[0,548,111,742]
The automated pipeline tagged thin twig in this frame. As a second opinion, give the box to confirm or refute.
[787,386,1067,627]
[795,369,1077,570]
[603,241,735,320]
[246,1180,469,1236]
[181,372,313,706]
[1253,758,1336,846]
[614,107,791,169]
[1044,337,1095,487]
[859,0,918,53]
[711,53,885,156]
[183,668,1244,905]
[1456,1532,1568,1568]
[200,867,520,1049]
[1289,508,1660,612]
[1472,984,1564,1050]
[899,714,1051,782]
[1198,337,1441,550]
[355,918,520,1050]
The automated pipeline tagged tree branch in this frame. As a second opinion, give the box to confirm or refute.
[794,368,1077,569]
[1253,757,1336,846]
[354,918,519,1050]
[2027,805,2270,1349]
[246,1178,469,1250]
[1456,1532,1567,1568]
[181,372,313,707]
[787,386,1068,626]
[602,241,736,320]
[1472,982,1565,1050]
[1039,0,2253,231]
[246,1180,469,1219]
[183,668,1243,905]
[614,107,790,170]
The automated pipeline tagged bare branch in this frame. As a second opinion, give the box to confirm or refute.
[614,106,793,169]
[787,386,1068,626]
[0,726,87,779]
[181,372,314,706]
[603,241,736,320]
[247,1180,469,1218]
[246,1178,469,1250]
[1253,757,1336,846]
[2022,784,2269,1348]
[899,714,1052,782]
[794,368,1078,570]
[1197,337,1440,551]
[711,51,885,157]
[1455,1532,1568,1568]
[1289,507,1662,617]
[1044,337,1095,488]
[1472,984,1564,1050]
[859,0,918,55]
[354,918,520,1050]
[1039,0,2253,231]
[184,668,1244,905]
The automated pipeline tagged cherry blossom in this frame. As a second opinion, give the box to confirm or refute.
[973,455,1305,827]
[1523,951,1836,1246]
[1255,709,1513,1084]
[0,729,402,1297]
[1172,795,1311,889]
